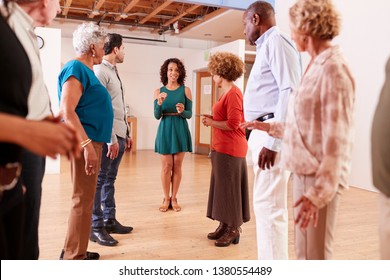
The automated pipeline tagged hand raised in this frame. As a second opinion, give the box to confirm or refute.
[176,103,184,114]
[157,92,168,105]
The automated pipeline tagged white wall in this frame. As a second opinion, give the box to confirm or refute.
[334,1,390,191]
[51,21,220,50]
[60,37,244,151]
[48,0,390,190]
[60,38,200,150]
[120,45,200,150]
[185,40,246,145]
[275,0,390,191]
[35,27,61,174]
[46,25,226,173]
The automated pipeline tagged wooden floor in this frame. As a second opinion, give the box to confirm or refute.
[39,150,380,260]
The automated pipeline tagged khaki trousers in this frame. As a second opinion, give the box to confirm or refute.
[292,174,342,260]
[378,192,390,259]
[63,142,102,260]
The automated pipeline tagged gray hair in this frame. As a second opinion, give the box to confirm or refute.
[72,22,107,55]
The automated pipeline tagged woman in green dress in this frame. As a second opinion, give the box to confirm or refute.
[154,58,192,212]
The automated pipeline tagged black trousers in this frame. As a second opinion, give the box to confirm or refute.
[20,150,45,260]
[0,180,25,259]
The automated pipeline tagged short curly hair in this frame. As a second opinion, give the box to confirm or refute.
[208,52,245,82]
[160,58,186,86]
[72,22,107,55]
[289,0,340,40]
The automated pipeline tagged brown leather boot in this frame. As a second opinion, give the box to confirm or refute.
[215,226,240,247]
[207,222,227,240]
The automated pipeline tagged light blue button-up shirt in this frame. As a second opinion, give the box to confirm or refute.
[244,26,302,152]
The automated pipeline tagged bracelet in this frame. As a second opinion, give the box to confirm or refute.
[81,138,92,148]
[81,139,92,148]
[80,138,90,146]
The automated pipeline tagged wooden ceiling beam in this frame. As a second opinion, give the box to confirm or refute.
[62,0,73,16]
[139,0,173,24]
[88,0,106,19]
[162,4,201,27]
[114,0,142,21]
[123,0,142,12]
[94,0,106,10]
[178,7,227,33]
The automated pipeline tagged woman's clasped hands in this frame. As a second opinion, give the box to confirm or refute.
[201,114,213,127]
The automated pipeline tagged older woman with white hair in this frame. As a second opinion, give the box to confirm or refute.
[58,22,113,260]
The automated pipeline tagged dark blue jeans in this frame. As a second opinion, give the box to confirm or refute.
[21,150,45,259]
[92,136,126,228]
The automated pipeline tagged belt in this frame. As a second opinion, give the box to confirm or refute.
[245,113,274,141]
[256,113,274,122]
[163,112,180,116]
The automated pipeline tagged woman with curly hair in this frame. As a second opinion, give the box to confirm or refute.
[241,0,355,259]
[202,52,250,247]
[154,58,192,212]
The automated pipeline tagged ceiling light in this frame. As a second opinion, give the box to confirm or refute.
[204,33,212,36]
[173,21,179,34]
[120,13,128,19]
[91,10,100,16]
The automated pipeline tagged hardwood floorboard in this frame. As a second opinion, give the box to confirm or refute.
[38,150,380,260]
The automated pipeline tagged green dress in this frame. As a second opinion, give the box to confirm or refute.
[154,85,192,154]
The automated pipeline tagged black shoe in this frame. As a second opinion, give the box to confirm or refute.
[89,227,118,246]
[104,218,133,234]
[59,250,64,260]
[59,249,100,260]
[85,251,100,260]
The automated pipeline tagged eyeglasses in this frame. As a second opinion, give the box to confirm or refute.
[0,162,22,192]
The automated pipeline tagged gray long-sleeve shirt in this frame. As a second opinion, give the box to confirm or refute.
[94,59,128,144]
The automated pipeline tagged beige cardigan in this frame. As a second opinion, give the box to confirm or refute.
[269,46,355,208]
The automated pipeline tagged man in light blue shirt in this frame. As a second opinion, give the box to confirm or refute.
[243,1,301,259]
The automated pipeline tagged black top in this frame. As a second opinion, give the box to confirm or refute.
[0,14,32,165]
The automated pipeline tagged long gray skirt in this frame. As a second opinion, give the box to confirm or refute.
[206,151,250,228]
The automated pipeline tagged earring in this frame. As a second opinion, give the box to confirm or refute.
[92,54,95,57]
